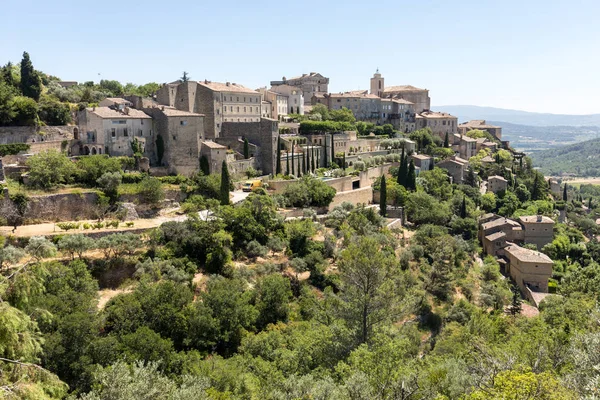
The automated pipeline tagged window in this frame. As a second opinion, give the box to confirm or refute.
[244,107,246,112]
[237,106,240,112]
[123,128,128,137]
[181,120,188,126]
[237,97,239,101]
[138,129,143,136]
[217,109,220,114]
[243,97,246,102]
[141,120,144,125]
[172,135,177,140]
[150,129,153,136]
[111,128,116,138]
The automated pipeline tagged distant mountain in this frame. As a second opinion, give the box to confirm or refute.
[531,137,600,177]
[435,105,600,127]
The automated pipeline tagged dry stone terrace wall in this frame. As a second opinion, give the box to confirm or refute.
[0,125,74,145]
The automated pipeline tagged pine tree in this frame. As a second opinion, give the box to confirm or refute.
[275,135,282,175]
[20,52,41,101]
[379,175,387,217]
[407,159,416,190]
[291,144,295,176]
[460,196,467,218]
[563,184,568,201]
[220,161,230,205]
[443,132,449,148]
[243,138,249,159]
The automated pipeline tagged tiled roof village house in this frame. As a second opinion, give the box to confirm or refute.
[271,72,329,105]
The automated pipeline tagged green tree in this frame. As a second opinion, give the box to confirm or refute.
[181,71,190,82]
[26,149,75,189]
[379,175,387,217]
[256,274,292,329]
[138,176,164,205]
[337,235,404,344]
[460,196,467,218]
[243,137,249,159]
[76,155,123,186]
[220,161,231,205]
[11,95,38,125]
[563,184,568,201]
[199,154,210,175]
[25,236,57,261]
[20,51,42,101]
[406,159,416,190]
[38,96,72,125]
[58,234,95,260]
[0,81,17,125]
[97,171,122,203]
[444,131,449,148]
[276,135,282,175]
[291,143,295,176]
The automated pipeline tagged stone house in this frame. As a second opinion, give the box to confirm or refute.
[220,118,279,174]
[258,88,288,121]
[411,154,433,171]
[200,141,227,175]
[143,106,205,175]
[437,156,468,183]
[271,72,329,105]
[99,97,133,108]
[487,175,508,194]
[77,106,152,157]
[480,214,554,253]
[452,134,477,159]
[458,120,502,140]
[504,243,553,294]
[261,101,272,119]
[518,215,554,249]
[270,84,304,115]
[369,71,431,113]
[416,111,458,138]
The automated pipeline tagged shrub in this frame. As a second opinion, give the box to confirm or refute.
[283,176,336,208]
[121,172,145,184]
[0,143,30,156]
[56,222,80,231]
[26,150,76,189]
[92,222,104,230]
[82,223,91,230]
[107,220,120,228]
[246,240,268,258]
[158,175,189,185]
[125,221,134,227]
[76,155,123,186]
[137,176,165,205]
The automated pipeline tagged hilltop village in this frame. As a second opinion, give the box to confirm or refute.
[2,55,600,399]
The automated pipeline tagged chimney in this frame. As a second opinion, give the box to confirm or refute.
[92,107,95,111]
[124,107,130,115]
[204,79,208,84]
[226,82,230,86]
[537,214,542,222]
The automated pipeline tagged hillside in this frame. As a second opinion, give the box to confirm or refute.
[436,105,600,126]
[531,136,600,176]
[492,121,600,152]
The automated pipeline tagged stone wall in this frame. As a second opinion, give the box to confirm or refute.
[1,192,100,223]
[328,187,373,210]
[29,140,68,153]
[0,125,74,145]
[229,158,257,177]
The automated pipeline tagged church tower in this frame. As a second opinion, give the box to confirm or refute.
[370,69,384,97]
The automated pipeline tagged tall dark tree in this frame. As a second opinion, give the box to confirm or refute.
[291,143,295,176]
[460,196,467,218]
[303,148,308,174]
[306,146,311,173]
[2,62,15,88]
[20,52,42,101]
[199,154,210,175]
[330,133,335,166]
[297,152,302,177]
[531,172,545,200]
[275,135,282,175]
[406,159,416,190]
[397,148,407,186]
[589,197,593,209]
[181,71,190,82]
[220,161,231,205]
[311,146,316,172]
[379,175,387,217]
[324,135,328,167]
[443,132,449,148]
[508,285,522,316]
[243,138,249,159]
[285,152,290,176]
[342,152,346,170]
[563,184,568,201]
[465,168,477,188]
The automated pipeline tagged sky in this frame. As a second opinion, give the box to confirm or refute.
[2,0,600,114]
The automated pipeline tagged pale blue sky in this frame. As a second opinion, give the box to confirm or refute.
[2,0,599,114]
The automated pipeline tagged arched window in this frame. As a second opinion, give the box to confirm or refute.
[91,147,97,155]
[73,127,79,140]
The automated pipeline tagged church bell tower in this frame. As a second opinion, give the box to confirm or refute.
[370,69,384,97]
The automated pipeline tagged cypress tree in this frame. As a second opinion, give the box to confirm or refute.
[324,135,328,167]
[307,146,311,173]
[199,154,210,175]
[532,173,544,200]
[220,161,230,205]
[291,143,295,176]
[2,62,14,88]
[589,197,593,209]
[243,138,249,159]
[429,160,434,170]
[460,196,467,218]
[443,132,449,148]
[331,133,335,166]
[407,159,416,190]
[286,152,290,176]
[304,148,308,174]
[297,154,302,177]
[312,146,316,171]
[379,175,387,217]
[20,51,42,101]
[398,148,407,186]
[342,152,346,170]
[563,184,568,201]
[519,157,523,169]
[275,135,282,175]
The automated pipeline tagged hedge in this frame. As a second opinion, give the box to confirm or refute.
[0,143,31,156]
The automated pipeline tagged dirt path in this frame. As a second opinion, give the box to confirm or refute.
[97,288,133,309]
[0,208,186,238]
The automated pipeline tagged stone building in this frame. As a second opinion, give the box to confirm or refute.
[200,141,227,175]
[156,80,262,139]
[143,106,205,175]
[220,118,279,174]
[452,134,477,159]
[480,214,554,253]
[258,88,288,121]
[270,84,304,115]
[411,154,433,171]
[271,72,329,105]
[487,175,508,194]
[99,97,133,108]
[437,156,468,183]
[458,120,502,140]
[77,105,152,157]
[416,111,458,138]
[518,215,554,249]
[369,70,431,113]
[261,101,272,119]
[504,243,553,294]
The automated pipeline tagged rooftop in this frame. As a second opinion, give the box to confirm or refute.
[485,231,507,242]
[202,141,227,149]
[459,120,501,129]
[488,175,508,182]
[89,107,151,119]
[412,154,432,160]
[384,85,427,92]
[418,111,457,119]
[519,215,554,224]
[392,98,415,105]
[505,244,553,264]
[198,81,258,94]
[157,106,203,117]
[103,97,132,105]
[481,217,521,231]
[481,155,495,163]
